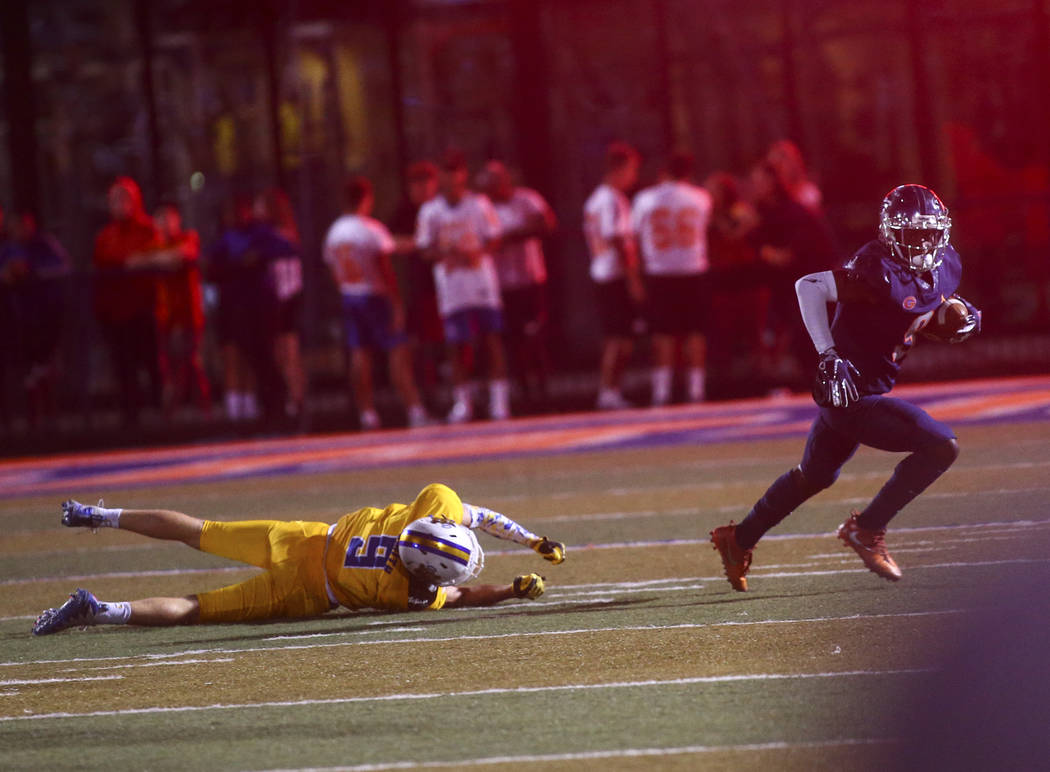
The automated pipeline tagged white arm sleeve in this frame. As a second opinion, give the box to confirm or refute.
[461,503,539,546]
[795,271,839,354]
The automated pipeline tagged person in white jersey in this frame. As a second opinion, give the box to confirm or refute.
[477,160,557,409]
[583,141,644,411]
[631,150,713,405]
[323,176,429,430]
[416,149,510,423]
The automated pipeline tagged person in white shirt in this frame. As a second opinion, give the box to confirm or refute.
[477,160,557,409]
[583,141,644,411]
[415,149,510,423]
[323,176,428,430]
[632,151,713,405]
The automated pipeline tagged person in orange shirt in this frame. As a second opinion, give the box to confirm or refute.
[92,177,162,426]
[151,202,211,415]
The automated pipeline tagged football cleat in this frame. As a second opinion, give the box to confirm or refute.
[596,390,632,411]
[710,523,752,592]
[61,499,106,530]
[32,588,101,636]
[837,511,902,582]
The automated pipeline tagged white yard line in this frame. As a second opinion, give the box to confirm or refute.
[250,738,893,772]
[0,675,123,686]
[1,608,963,670]
[0,668,929,723]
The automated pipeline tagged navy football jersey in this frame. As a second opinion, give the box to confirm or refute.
[831,240,962,394]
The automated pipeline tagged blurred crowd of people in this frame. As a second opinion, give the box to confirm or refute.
[0,138,840,437]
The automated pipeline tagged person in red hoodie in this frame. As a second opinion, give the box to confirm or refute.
[93,177,162,426]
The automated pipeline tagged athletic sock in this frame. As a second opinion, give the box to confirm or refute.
[687,367,706,402]
[93,601,132,625]
[651,367,673,406]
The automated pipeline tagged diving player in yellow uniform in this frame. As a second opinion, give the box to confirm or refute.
[32,484,565,635]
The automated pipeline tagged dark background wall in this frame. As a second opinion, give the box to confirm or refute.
[2,0,1048,394]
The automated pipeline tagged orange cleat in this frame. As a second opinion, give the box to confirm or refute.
[710,523,753,592]
[837,511,902,582]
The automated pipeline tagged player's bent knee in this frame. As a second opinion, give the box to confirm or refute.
[793,465,836,496]
[929,437,960,468]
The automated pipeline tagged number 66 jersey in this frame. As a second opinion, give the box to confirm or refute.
[322,483,470,612]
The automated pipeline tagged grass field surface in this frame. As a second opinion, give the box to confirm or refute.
[2,379,1050,770]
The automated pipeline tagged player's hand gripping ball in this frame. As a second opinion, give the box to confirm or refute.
[513,573,545,599]
[923,295,982,343]
[530,536,566,564]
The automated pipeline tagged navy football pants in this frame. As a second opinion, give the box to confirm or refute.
[735,395,958,551]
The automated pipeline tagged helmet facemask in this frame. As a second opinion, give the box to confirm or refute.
[878,185,952,272]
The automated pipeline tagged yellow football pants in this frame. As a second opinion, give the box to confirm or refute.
[196,519,334,623]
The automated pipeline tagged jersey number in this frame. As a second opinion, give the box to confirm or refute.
[649,207,700,250]
[344,535,397,569]
[892,309,935,363]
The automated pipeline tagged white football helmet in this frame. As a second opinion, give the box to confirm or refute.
[397,517,484,586]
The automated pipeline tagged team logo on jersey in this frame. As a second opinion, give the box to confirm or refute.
[902,295,917,310]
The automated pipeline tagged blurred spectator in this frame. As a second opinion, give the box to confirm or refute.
[255,187,306,423]
[390,161,444,400]
[0,205,13,430]
[583,141,644,410]
[93,177,162,426]
[0,208,71,429]
[416,149,510,423]
[750,161,838,390]
[323,175,429,430]
[766,139,823,213]
[477,160,557,410]
[151,203,211,416]
[205,194,294,424]
[704,171,766,387]
[632,151,713,405]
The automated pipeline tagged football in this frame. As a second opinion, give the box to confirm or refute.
[922,297,974,342]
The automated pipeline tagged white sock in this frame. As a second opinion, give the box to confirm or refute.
[687,367,706,402]
[93,600,132,625]
[652,367,673,406]
[242,393,260,420]
[453,385,471,406]
[224,391,241,420]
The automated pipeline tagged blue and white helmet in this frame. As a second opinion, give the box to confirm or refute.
[397,517,484,586]
[878,184,952,273]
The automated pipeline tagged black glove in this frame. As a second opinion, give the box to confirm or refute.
[530,536,566,565]
[813,347,861,408]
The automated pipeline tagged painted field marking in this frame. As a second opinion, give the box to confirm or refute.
[0,675,123,686]
[60,658,235,672]
[251,737,893,772]
[0,667,931,723]
[2,608,964,670]
[6,514,1048,585]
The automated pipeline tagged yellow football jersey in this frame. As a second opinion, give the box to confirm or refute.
[323,483,465,611]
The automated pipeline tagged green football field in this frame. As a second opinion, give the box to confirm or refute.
[2,417,1049,771]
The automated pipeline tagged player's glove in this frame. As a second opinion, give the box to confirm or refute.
[813,347,861,408]
[948,295,982,343]
[513,573,545,600]
[530,536,566,564]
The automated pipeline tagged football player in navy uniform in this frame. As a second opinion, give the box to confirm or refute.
[711,184,981,590]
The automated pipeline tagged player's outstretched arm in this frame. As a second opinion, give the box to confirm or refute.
[442,574,545,608]
[461,504,566,564]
